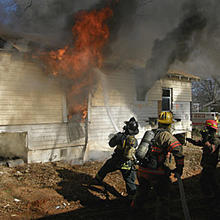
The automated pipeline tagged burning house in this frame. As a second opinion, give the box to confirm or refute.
[0,49,86,164]
[85,66,199,161]
[0,0,215,164]
[0,47,199,163]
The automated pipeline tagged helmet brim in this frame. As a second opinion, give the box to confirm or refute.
[158,119,174,124]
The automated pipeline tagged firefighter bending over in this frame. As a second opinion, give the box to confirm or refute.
[186,119,220,203]
[132,111,184,219]
[93,117,139,200]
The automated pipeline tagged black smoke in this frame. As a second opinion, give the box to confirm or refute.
[1,0,220,82]
[0,0,103,49]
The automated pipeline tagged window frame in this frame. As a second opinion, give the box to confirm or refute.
[162,88,173,111]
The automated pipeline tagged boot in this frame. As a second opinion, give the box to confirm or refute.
[89,176,103,186]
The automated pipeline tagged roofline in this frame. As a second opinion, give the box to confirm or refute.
[167,70,200,80]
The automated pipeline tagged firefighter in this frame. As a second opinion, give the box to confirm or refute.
[186,119,220,202]
[132,111,184,219]
[92,117,139,200]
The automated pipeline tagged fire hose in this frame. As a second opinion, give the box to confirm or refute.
[175,173,191,220]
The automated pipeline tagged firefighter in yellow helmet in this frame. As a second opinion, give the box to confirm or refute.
[131,111,184,219]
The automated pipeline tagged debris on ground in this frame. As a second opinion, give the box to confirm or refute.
[0,145,219,219]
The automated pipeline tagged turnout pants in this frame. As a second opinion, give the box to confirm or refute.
[133,166,171,220]
[200,167,219,197]
[96,156,137,196]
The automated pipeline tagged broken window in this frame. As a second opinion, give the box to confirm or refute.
[162,88,172,111]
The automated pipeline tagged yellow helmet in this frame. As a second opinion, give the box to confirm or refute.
[158,111,174,124]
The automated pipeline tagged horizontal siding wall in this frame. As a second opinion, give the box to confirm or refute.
[28,145,85,164]
[147,81,162,101]
[0,123,85,162]
[87,70,194,161]
[87,105,135,161]
[133,101,158,121]
[87,71,160,161]
[161,79,192,102]
[173,101,191,120]
[147,79,192,102]
[172,101,192,134]
[0,52,86,164]
[91,71,135,106]
[0,123,85,149]
[0,52,64,125]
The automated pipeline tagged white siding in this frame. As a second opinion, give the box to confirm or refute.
[173,102,191,120]
[161,79,192,102]
[0,52,86,163]
[88,71,158,160]
[87,71,193,161]
[146,79,192,102]
[0,123,85,162]
[0,52,64,125]
[28,145,85,164]
[172,101,191,134]
[147,81,162,101]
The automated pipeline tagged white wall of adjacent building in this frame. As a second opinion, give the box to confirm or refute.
[86,71,193,161]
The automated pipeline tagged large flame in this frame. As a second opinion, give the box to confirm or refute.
[42,7,113,120]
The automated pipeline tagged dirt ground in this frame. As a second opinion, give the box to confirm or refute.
[0,153,220,220]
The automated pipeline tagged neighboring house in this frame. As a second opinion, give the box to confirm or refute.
[85,67,200,161]
[0,50,199,163]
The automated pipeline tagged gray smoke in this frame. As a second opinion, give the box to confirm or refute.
[108,0,220,93]
[170,0,220,79]
[1,0,220,90]
[0,0,102,49]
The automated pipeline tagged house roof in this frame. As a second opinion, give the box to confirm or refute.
[167,70,200,80]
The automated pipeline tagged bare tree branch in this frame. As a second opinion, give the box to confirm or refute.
[192,76,220,106]
[24,0,32,12]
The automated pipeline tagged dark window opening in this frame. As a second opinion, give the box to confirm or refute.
[162,88,172,111]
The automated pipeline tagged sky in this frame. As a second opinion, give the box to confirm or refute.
[0,0,17,24]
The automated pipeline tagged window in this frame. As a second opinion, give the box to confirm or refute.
[162,88,172,111]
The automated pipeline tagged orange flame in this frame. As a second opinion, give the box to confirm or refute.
[42,7,113,120]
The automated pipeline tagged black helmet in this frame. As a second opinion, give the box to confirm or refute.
[124,117,139,135]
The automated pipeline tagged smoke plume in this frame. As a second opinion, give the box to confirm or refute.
[105,0,220,93]
[0,0,102,48]
[1,0,220,92]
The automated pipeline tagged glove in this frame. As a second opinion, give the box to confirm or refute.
[173,166,183,178]
[132,158,140,165]
[186,138,192,144]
